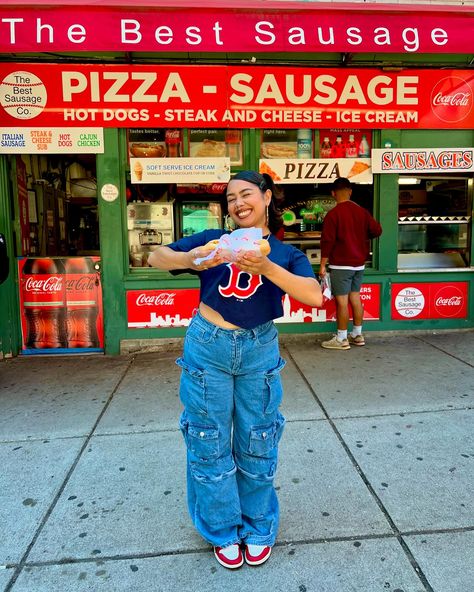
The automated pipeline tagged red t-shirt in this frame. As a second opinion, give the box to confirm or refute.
[321,201,382,267]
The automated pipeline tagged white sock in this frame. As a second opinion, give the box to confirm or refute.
[351,325,362,337]
[337,330,347,341]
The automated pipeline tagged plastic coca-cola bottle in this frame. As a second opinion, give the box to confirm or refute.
[22,258,67,349]
[165,129,182,157]
[64,257,99,348]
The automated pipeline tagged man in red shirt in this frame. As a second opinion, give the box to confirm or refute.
[319,177,382,350]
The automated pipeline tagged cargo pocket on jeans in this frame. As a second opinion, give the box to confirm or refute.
[263,357,286,415]
[183,421,220,462]
[176,357,207,415]
[248,413,285,457]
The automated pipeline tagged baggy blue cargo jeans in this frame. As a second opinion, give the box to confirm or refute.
[177,311,286,549]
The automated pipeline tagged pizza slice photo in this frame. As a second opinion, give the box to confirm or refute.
[347,160,371,179]
[259,161,282,181]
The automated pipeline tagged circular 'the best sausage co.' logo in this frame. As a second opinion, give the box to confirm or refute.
[394,287,425,318]
[0,71,47,120]
[431,76,473,124]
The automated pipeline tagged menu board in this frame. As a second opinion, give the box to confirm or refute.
[0,128,104,153]
[189,129,243,165]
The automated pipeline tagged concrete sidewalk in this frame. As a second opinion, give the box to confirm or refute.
[1,331,473,592]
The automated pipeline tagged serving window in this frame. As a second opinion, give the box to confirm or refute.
[279,182,376,267]
[397,176,472,269]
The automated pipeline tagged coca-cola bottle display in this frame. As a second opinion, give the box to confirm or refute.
[330,135,346,158]
[345,134,358,158]
[320,137,331,158]
[21,258,67,349]
[165,129,182,157]
[64,257,99,348]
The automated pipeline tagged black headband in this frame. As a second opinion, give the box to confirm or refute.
[231,170,268,192]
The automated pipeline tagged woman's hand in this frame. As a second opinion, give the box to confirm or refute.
[189,246,225,271]
[234,251,272,276]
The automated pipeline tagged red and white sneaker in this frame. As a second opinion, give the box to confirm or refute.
[244,544,272,566]
[213,544,244,569]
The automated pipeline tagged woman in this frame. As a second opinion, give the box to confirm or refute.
[148,170,322,569]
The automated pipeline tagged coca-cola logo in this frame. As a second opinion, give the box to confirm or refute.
[25,276,63,292]
[165,129,181,144]
[136,292,176,306]
[434,285,465,318]
[65,275,96,291]
[431,77,473,123]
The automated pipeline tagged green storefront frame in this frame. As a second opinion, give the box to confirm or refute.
[1,92,473,357]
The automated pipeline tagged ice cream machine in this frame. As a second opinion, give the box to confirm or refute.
[127,201,174,267]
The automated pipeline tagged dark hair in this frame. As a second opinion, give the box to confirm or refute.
[331,177,352,191]
[221,170,283,234]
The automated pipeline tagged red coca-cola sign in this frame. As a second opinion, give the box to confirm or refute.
[434,285,465,318]
[431,76,473,123]
[136,292,176,306]
[18,257,104,351]
[24,275,64,298]
[127,289,199,328]
[127,285,381,328]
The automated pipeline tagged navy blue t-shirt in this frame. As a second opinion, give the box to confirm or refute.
[167,230,315,329]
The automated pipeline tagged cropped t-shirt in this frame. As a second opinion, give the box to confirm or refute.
[167,229,315,329]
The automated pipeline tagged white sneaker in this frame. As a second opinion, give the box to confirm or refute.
[321,335,351,350]
[244,544,272,566]
[214,544,244,569]
[348,334,365,346]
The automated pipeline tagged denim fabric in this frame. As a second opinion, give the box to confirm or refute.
[177,311,286,548]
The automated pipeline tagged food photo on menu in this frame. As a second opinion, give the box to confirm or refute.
[189,129,243,164]
[128,128,184,159]
[260,129,298,159]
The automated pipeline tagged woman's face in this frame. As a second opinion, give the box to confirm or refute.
[226,179,271,229]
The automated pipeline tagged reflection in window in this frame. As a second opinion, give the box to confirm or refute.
[398,176,472,269]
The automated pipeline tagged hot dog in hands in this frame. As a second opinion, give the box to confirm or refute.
[192,229,270,265]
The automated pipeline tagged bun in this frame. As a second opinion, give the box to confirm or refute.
[130,143,165,158]
[256,239,271,256]
[203,239,220,251]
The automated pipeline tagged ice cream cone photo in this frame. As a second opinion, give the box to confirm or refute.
[134,160,143,181]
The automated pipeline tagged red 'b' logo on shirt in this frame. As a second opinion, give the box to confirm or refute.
[219,264,262,299]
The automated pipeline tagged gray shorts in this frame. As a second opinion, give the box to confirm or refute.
[329,268,364,296]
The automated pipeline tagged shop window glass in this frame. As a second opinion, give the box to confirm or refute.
[398,176,472,269]
[279,182,375,267]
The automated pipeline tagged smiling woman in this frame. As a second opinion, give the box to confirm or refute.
[147,169,321,569]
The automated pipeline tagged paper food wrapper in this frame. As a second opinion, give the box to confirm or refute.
[193,228,263,265]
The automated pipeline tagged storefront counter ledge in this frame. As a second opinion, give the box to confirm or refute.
[120,337,185,355]
[120,328,474,355]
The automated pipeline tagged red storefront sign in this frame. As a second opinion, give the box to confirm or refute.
[391,282,468,320]
[18,257,104,351]
[277,283,381,324]
[127,283,381,328]
[1,1,473,54]
[1,64,473,129]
